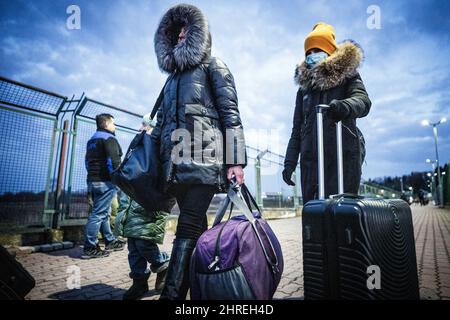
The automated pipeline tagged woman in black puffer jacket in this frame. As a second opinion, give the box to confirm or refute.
[151,4,247,300]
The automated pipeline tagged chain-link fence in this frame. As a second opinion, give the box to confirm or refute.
[245,146,301,208]
[0,77,66,231]
[62,98,142,224]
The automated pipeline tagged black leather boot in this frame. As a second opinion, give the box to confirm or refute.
[153,260,169,291]
[122,273,150,300]
[159,238,197,300]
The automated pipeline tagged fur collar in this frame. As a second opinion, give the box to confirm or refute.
[154,4,211,73]
[294,40,364,91]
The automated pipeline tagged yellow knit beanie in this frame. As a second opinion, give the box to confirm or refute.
[304,22,337,56]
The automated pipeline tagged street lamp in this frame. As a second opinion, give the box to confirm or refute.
[426,159,436,201]
[422,118,447,208]
[426,164,436,204]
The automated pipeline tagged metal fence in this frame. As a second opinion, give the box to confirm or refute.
[0,76,66,231]
[245,146,300,208]
[2,75,412,235]
[359,182,402,199]
[57,98,142,227]
[5,75,403,234]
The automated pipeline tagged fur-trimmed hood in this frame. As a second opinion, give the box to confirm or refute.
[294,40,364,91]
[154,4,211,73]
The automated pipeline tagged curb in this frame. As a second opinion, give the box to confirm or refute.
[6,241,75,256]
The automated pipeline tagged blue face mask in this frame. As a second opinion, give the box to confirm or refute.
[305,51,328,67]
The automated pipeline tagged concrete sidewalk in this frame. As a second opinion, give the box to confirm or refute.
[16,205,450,300]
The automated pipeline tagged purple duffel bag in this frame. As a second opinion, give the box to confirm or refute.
[190,182,284,300]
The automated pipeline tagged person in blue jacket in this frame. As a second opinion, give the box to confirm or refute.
[83,113,125,259]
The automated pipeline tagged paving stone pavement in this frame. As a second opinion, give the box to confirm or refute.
[16,205,450,300]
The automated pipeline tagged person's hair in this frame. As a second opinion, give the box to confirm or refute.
[95,113,114,130]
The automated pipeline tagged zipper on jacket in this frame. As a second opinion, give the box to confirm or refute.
[169,71,181,184]
[175,70,181,129]
[302,92,310,134]
[208,256,220,271]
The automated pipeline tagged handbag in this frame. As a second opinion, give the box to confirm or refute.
[111,76,176,212]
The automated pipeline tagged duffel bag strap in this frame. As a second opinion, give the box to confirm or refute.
[213,179,260,227]
[241,184,262,214]
[208,203,234,271]
[227,185,256,224]
[212,193,232,227]
[150,73,175,119]
[228,185,280,275]
[211,181,280,275]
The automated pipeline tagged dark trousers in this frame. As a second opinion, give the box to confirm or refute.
[127,238,169,279]
[169,184,217,240]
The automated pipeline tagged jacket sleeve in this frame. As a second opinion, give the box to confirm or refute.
[208,58,247,168]
[104,138,122,173]
[284,89,303,170]
[330,73,372,120]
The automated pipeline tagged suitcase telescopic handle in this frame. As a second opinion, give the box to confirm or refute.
[315,104,344,200]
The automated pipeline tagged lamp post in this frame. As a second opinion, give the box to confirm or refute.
[422,118,447,208]
[426,159,437,205]
[426,172,433,197]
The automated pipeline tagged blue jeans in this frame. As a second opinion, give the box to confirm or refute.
[128,238,169,279]
[84,181,117,249]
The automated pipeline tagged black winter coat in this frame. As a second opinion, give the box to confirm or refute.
[284,41,371,203]
[85,129,123,182]
[151,4,246,193]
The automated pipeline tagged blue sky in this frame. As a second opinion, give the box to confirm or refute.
[1,0,450,182]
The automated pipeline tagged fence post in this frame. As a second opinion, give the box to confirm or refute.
[65,116,78,221]
[54,120,69,228]
[255,157,262,208]
[42,119,58,229]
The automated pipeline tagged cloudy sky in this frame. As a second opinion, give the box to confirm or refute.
[1,0,450,183]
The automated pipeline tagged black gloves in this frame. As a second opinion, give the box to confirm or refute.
[329,99,350,122]
[282,167,296,186]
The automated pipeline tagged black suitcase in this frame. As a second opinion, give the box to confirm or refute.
[0,245,35,300]
[302,104,419,300]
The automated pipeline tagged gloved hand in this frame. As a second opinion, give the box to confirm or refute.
[329,100,350,122]
[282,167,296,186]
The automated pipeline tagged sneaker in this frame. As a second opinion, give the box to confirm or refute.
[116,237,127,245]
[105,239,125,251]
[81,246,110,259]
